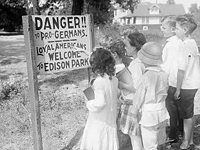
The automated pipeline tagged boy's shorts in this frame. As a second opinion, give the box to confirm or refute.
[179,89,197,119]
[166,86,179,112]
[141,121,167,150]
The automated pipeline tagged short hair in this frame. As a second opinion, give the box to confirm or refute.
[161,15,176,28]
[109,40,126,58]
[89,48,115,79]
[121,26,138,39]
[176,14,197,35]
[127,32,147,52]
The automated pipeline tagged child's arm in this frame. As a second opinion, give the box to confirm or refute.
[118,81,136,93]
[174,69,184,99]
[174,43,189,99]
[129,63,144,89]
[132,77,147,114]
[87,79,106,112]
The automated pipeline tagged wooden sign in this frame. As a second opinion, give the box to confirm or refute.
[31,15,92,74]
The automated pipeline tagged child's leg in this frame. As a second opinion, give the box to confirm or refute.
[190,116,195,144]
[141,125,157,150]
[165,87,179,141]
[180,117,193,149]
[129,135,143,150]
[167,110,178,140]
[179,89,197,149]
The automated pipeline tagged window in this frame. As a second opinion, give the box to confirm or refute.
[143,26,148,30]
[142,17,145,24]
[142,17,149,24]
[146,17,149,24]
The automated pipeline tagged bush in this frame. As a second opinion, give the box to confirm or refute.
[94,24,165,47]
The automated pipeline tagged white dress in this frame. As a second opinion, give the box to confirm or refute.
[80,74,119,150]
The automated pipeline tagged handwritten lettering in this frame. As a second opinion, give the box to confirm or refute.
[35,16,87,31]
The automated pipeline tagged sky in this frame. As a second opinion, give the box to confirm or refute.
[142,0,200,12]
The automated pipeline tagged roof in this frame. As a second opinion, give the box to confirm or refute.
[122,3,185,18]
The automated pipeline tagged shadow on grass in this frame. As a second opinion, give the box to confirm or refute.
[0,75,9,80]
[61,127,84,150]
[0,57,22,66]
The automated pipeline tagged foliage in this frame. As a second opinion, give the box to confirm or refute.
[166,0,175,5]
[189,3,200,14]
[0,1,27,31]
[85,0,112,24]
[114,0,140,12]
[188,3,200,46]
[0,79,25,102]
[0,0,27,7]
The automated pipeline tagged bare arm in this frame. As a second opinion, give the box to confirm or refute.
[174,69,184,99]
[118,81,136,93]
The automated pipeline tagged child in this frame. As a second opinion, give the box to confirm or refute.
[160,15,184,144]
[110,39,135,149]
[120,26,138,66]
[173,15,200,149]
[110,40,134,100]
[118,32,147,150]
[124,32,147,90]
[80,48,119,150]
[132,42,170,150]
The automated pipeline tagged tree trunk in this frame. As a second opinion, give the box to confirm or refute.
[72,0,84,15]
[31,0,40,15]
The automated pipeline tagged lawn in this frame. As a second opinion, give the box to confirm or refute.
[0,31,200,150]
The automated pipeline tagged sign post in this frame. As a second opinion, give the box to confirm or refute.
[23,16,43,150]
[23,14,93,150]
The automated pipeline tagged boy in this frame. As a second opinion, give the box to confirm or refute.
[160,15,184,144]
[132,42,169,150]
[173,15,200,149]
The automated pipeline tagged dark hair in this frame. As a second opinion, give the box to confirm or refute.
[161,15,176,28]
[89,48,115,79]
[127,32,146,52]
[176,14,197,35]
[109,39,126,58]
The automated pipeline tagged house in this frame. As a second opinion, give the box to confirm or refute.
[113,3,186,30]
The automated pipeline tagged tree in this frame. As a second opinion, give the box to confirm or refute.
[188,3,200,25]
[189,3,200,13]
[166,0,175,4]
[72,0,84,15]
[0,0,27,31]
[38,0,140,25]
[114,0,140,12]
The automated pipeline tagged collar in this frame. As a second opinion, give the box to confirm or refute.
[167,35,178,42]
[115,63,125,73]
[145,66,162,72]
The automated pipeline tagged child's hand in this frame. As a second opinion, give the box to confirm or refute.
[174,90,181,100]
[118,81,124,90]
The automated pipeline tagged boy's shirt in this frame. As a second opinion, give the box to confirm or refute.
[161,36,182,76]
[176,39,200,89]
[132,66,169,127]
[128,58,145,89]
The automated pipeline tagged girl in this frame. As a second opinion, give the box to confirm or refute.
[119,32,147,150]
[110,40,135,148]
[80,48,119,150]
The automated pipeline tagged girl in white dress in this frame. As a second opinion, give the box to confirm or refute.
[80,48,119,150]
